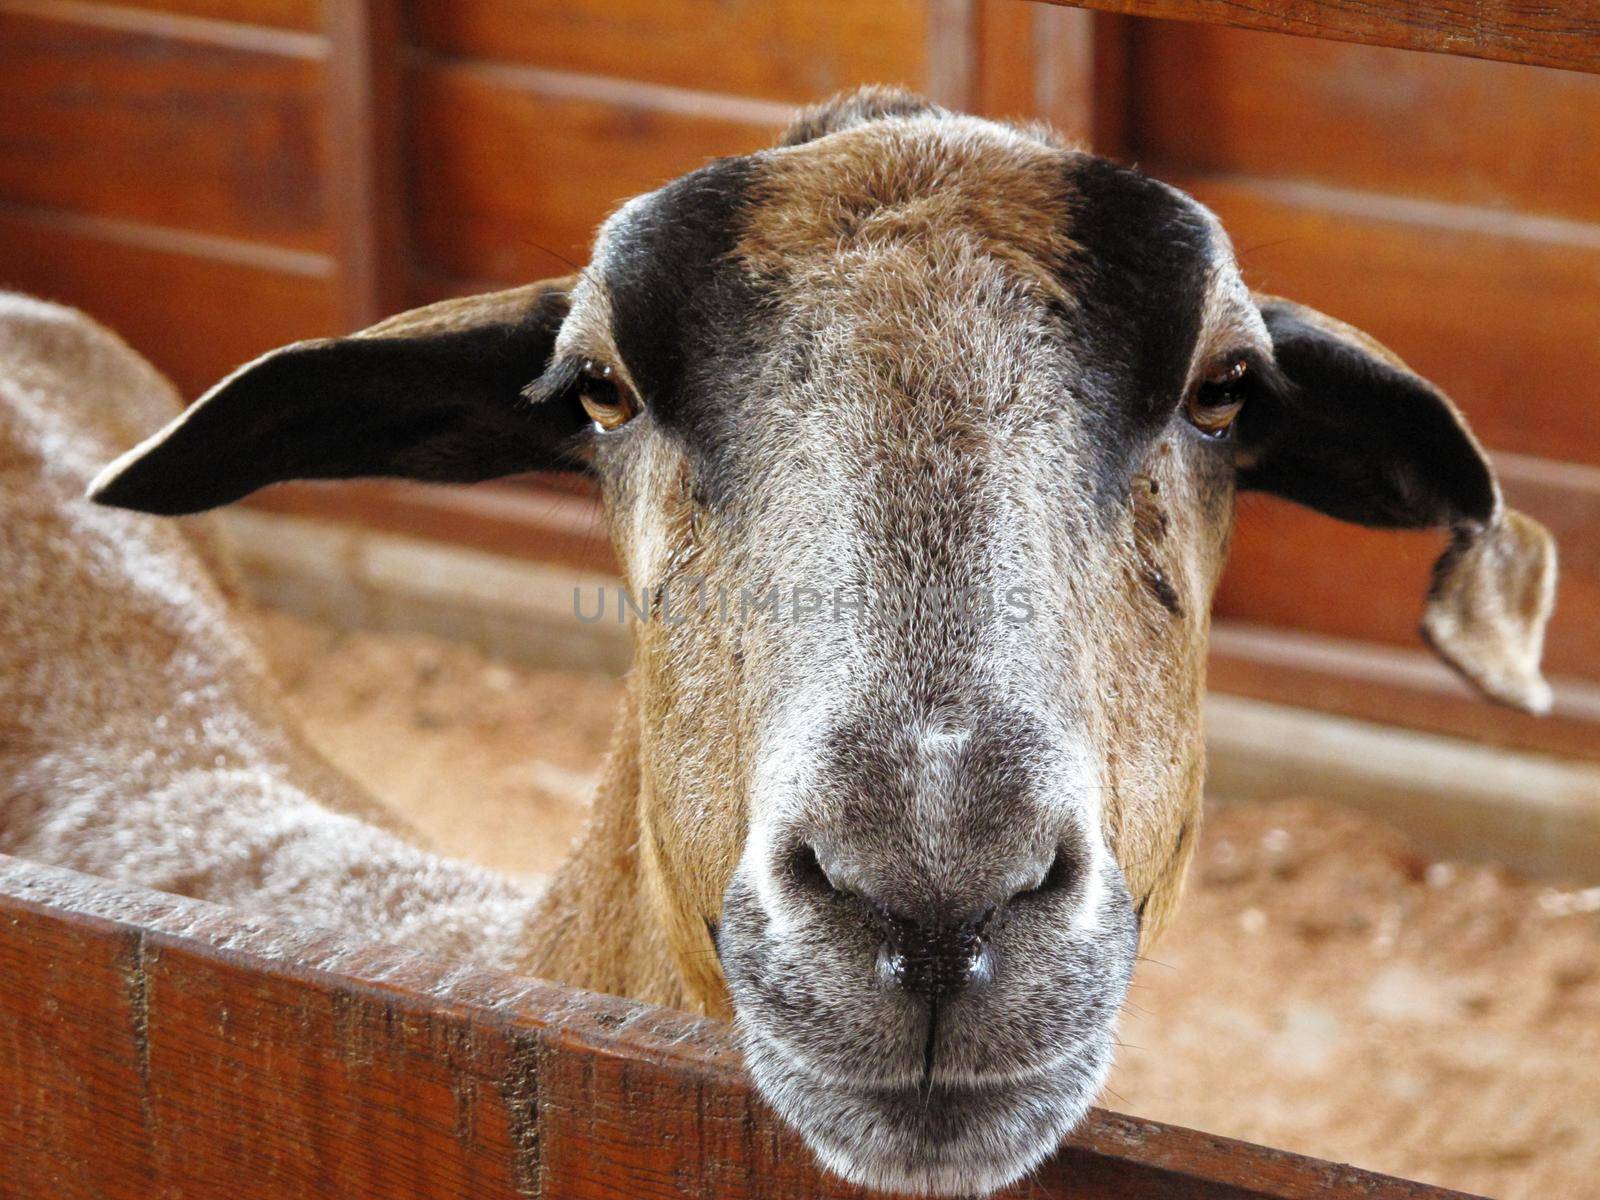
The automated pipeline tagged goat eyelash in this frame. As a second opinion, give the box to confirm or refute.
[521,355,585,407]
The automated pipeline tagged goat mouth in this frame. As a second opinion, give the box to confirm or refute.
[739,1017,1114,1197]
[743,1017,1096,1093]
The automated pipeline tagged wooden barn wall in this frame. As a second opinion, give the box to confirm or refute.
[1,0,1597,755]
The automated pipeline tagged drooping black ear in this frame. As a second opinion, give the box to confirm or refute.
[89,277,584,515]
[1242,296,1557,714]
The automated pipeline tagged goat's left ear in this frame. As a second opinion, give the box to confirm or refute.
[90,277,584,516]
[1241,296,1557,714]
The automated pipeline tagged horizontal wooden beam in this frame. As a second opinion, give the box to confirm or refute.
[0,854,1483,1198]
[0,0,324,55]
[405,0,927,109]
[0,206,339,398]
[247,478,617,572]
[1041,0,1600,74]
[401,56,781,282]
[1210,620,1600,764]
[412,49,799,129]
[0,199,333,278]
[224,505,629,675]
[1205,693,1600,880]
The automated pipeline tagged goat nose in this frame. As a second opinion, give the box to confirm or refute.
[788,841,1081,1001]
[875,910,994,999]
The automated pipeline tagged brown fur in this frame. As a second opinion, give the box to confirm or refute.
[535,110,1233,1016]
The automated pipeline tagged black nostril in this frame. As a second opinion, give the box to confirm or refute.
[878,911,992,1000]
[785,842,838,897]
[1024,844,1080,899]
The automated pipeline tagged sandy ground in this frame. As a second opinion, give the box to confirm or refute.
[258,609,611,891]
[257,609,1600,1200]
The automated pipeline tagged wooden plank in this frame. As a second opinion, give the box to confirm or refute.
[1209,621,1600,765]
[1171,172,1600,467]
[1042,8,1137,153]
[408,0,929,107]
[0,3,330,253]
[1039,0,1600,74]
[0,203,339,398]
[925,0,980,110]
[1129,22,1600,225]
[1030,4,1098,143]
[404,58,786,282]
[247,478,618,574]
[224,503,630,674]
[975,0,1039,119]
[324,0,407,326]
[974,3,1133,152]
[1204,693,1600,881]
[78,0,322,33]
[0,0,323,44]
[0,854,1485,1198]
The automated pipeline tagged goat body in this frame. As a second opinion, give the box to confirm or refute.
[0,295,552,974]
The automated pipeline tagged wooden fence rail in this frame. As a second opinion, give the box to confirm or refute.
[0,854,1478,1199]
[1049,0,1600,73]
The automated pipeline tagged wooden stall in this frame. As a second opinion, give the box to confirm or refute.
[2,2,1598,1195]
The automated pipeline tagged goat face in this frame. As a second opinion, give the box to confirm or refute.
[95,89,1555,1197]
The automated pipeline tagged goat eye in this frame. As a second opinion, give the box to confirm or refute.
[577,359,641,431]
[1185,358,1249,439]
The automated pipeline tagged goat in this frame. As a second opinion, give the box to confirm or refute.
[25,89,1560,1196]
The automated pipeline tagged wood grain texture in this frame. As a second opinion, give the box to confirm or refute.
[0,203,338,397]
[80,0,322,33]
[1041,0,1600,73]
[1131,22,1600,224]
[404,58,782,281]
[1175,172,1600,468]
[0,4,330,252]
[409,0,929,107]
[0,854,1484,1198]
[976,0,1039,118]
[325,0,408,325]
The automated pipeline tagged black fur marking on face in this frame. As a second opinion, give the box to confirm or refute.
[1055,157,1217,509]
[598,154,773,508]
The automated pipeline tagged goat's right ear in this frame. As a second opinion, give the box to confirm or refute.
[89,277,584,515]
[1241,295,1558,714]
